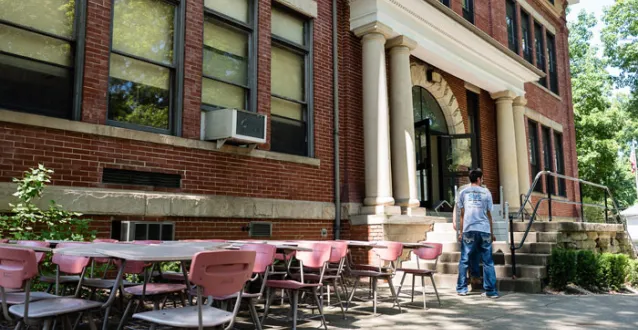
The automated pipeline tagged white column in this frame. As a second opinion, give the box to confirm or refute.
[491,91,521,209]
[355,23,395,207]
[513,96,531,198]
[387,36,419,208]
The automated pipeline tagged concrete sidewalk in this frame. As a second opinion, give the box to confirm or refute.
[232,288,638,330]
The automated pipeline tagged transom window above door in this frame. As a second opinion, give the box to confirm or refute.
[412,86,447,133]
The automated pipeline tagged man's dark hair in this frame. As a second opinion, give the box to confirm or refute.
[469,168,483,183]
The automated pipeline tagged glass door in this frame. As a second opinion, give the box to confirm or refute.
[415,120,432,208]
[438,134,476,205]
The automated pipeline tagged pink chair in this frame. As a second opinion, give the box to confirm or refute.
[263,242,331,330]
[396,243,443,309]
[0,245,101,329]
[132,250,256,330]
[346,241,404,314]
[0,238,9,243]
[40,242,90,295]
[15,241,50,264]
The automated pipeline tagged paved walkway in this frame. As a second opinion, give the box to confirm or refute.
[231,288,638,330]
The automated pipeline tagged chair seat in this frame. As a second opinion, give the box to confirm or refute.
[397,268,435,275]
[9,298,102,318]
[124,283,186,296]
[133,305,234,328]
[0,292,59,305]
[349,269,392,278]
[266,280,322,290]
[290,273,340,282]
[187,288,261,300]
[39,275,81,284]
[161,271,186,282]
[82,278,136,289]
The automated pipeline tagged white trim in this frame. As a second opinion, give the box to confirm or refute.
[273,0,318,17]
[517,0,557,34]
[350,0,544,96]
[464,82,481,94]
[0,109,320,167]
[532,81,562,101]
[525,107,563,132]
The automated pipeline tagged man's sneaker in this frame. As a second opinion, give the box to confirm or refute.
[458,292,468,296]
[481,292,499,299]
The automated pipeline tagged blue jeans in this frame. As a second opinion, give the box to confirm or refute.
[457,231,498,296]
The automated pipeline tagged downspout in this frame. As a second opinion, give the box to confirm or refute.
[333,0,341,239]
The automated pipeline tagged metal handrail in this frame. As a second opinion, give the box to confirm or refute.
[509,171,625,278]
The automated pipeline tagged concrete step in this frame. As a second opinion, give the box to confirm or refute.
[504,253,550,266]
[510,221,581,232]
[431,274,542,293]
[433,242,556,254]
[425,232,458,242]
[419,258,548,276]
[433,222,455,232]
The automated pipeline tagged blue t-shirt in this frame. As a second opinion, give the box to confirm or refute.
[457,185,493,234]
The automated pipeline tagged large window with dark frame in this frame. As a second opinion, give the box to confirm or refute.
[462,0,474,24]
[554,132,566,196]
[0,0,84,119]
[440,0,450,7]
[541,125,555,194]
[528,120,543,192]
[201,0,255,112]
[506,0,518,53]
[534,21,547,87]
[107,0,182,134]
[546,32,559,95]
[270,5,312,157]
[521,10,532,63]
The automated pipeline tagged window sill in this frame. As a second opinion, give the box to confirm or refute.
[531,81,562,101]
[0,109,321,167]
[531,191,568,201]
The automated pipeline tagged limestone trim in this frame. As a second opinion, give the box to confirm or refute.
[350,214,446,226]
[532,82,562,101]
[517,0,558,34]
[524,107,564,132]
[386,35,417,50]
[0,109,320,167]
[490,90,517,102]
[0,183,341,220]
[492,91,521,208]
[352,21,393,39]
[410,62,466,134]
[464,82,481,94]
[273,0,318,17]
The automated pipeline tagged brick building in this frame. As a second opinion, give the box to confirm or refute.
[0,0,579,245]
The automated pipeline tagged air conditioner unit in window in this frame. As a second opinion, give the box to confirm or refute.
[119,221,175,242]
[201,108,267,149]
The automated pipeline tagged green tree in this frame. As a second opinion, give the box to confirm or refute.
[569,10,637,208]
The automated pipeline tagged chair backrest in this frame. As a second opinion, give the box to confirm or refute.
[413,243,443,261]
[239,244,276,274]
[189,250,256,297]
[0,239,9,244]
[114,241,155,274]
[16,241,50,264]
[295,242,331,269]
[0,246,38,289]
[52,242,91,275]
[373,241,404,262]
[328,241,349,263]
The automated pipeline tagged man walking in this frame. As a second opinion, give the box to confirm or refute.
[456,168,498,298]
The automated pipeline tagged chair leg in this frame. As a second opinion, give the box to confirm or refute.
[372,277,377,315]
[261,287,275,325]
[333,278,346,319]
[312,288,328,330]
[87,312,98,330]
[421,275,427,310]
[291,290,299,330]
[430,275,441,307]
[397,272,407,298]
[14,320,24,330]
[248,299,263,330]
[72,312,83,330]
[387,277,402,313]
[116,299,135,330]
[42,319,52,330]
[346,277,359,312]
[411,275,415,303]
[326,284,331,306]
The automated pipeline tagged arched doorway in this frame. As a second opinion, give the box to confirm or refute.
[412,86,477,209]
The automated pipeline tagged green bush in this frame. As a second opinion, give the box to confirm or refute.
[548,249,577,290]
[608,253,629,290]
[575,250,599,290]
[628,259,638,287]
[0,165,95,241]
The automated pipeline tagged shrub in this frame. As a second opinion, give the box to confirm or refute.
[608,253,629,290]
[575,250,599,291]
[628,259,638,287]
[0,165,95,241]
[548,249,577,290]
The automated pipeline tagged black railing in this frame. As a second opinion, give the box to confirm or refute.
[509,171,627,278]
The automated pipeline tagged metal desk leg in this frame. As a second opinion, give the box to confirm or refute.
[102,260,126,330]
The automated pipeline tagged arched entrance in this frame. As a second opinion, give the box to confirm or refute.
[411,67,479,209]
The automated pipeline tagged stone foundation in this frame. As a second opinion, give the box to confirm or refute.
[555,223,636,257]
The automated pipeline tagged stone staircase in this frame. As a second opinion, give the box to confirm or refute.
[397,222,562,293]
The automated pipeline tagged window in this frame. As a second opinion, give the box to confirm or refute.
[270,5,312,157]
[546,32,559,95]
[202,0,255,112]
[534,21,547,87]
[462,0,474,24]
[506,0,518,53]
[521,11,532,63]
[112,221,175,241]
[107,0,182,134]
[467,90,482,167]
[440,0,451,7]
[554,132,566,196]
[528,120,542,192]
[542,126,554,194]
[0,0,84,119]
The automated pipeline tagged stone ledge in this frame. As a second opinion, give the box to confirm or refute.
[274,0,317,17]
[0,183,338,220]
[0,109,320,167]
[350,214,448,226]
